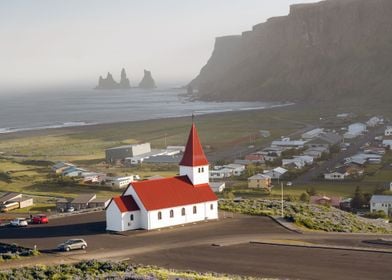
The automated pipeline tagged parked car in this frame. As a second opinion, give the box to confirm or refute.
[32,214,49,224]
[10,218,28,227]
[66,207,75,212]
[57,239,87,252]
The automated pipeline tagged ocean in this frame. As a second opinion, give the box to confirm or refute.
[0,88,286,134]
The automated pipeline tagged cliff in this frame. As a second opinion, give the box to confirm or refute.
[138,70,157,89]
[96,68,131,89]
[190,0,392,105]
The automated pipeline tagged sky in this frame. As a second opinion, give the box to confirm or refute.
[0,0,320,92]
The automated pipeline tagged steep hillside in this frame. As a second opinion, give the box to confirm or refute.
[190,0,392,105]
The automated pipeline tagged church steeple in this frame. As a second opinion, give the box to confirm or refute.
[179,123,209,167]
[179,123,209,185]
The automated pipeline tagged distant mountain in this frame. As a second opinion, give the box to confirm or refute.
[95,68,131,89]
[139,70,157,89]
[190,0,392,106]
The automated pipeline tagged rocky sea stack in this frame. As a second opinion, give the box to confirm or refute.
[95,68,131,89]
[138,70,157,89]
[190,0,392,106]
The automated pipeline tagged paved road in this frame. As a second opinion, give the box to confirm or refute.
[294,126,386,184]
[1,212,391,279]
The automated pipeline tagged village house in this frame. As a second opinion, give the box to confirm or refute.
[344,123,367,139]
[366,116,383,127]
[0,192,33,211]
[282,158,306,169]
[370,195,392,216]
[383,139,392,149]
[105,123,218,232]
[248,174,272,190]
[306,132,342,149]
[56,194,110,212]
[271,138,307,149]
[244,152,265,163]
[263,167,288,180]
[209,182,226,193]
[384,126,392,136]
[324,171,346,180]
[105,175,139,189]
[81,172,107,184]
[301,128,324,139]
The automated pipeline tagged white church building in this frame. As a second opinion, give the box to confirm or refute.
[106,123,218,231]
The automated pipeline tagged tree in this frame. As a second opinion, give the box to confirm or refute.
[306,187,317,196]
[223,191,235,200]
[299,192,310,203]
[351,186,366,209]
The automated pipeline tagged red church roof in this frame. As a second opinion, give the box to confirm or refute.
[130,176,217,211]
[112,195,140,213]
[179,123,209,166]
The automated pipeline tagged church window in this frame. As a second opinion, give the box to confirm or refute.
[130,214,134,221]
[181,208,186,216]
[193,206,197,214]
[170,209,174,218]
[210,204,214,210]
[158,211,162,220]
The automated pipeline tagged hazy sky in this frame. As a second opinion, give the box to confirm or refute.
[0,0,320,91]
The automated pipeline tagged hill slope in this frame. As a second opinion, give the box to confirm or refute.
[190,0,392,106]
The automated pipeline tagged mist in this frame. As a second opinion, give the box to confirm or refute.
[0,0,319,93]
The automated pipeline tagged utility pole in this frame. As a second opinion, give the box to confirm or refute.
[281,182,284,218]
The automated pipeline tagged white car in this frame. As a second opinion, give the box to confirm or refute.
[10,218,28,227]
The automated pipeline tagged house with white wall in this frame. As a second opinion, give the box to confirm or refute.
[106,123,218,232]
[370,195,392,216]
[344,123,367,139]
[385,126,392,136]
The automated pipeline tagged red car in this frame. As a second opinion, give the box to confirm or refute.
[32,214,49,224]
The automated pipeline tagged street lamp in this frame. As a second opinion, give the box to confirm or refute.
[281,182,284,218]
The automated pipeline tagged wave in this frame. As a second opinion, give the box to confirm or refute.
[0,122,94,134]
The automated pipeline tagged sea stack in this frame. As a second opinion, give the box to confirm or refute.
[96,72,118,89]
[119,68,131,89]
[138,70,157,89]
[95,68,131,89]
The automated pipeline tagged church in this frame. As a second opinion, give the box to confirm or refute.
[105,123,218,231]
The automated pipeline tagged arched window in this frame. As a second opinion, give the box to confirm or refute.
[210,204,214,210]
[170,209,174,218]
[130,214,134,221]
[158,211,162,220]
[181,208,186,216]
[193,206,197,214]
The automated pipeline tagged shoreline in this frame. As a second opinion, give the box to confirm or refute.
[0,103,295,140]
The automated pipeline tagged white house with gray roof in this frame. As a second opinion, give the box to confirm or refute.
[370,195,392,216]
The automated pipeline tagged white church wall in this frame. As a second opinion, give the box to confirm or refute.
[106,201,123,232]
[123,185,149,229]
[147,201,217,230]
[122,211,141,231]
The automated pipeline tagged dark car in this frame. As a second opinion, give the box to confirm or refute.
[57,239,87,252]
[32,214,49,224]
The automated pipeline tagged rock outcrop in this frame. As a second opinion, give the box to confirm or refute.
[190,0,392,106]
[95,68,131,89]
[138,70,157,89]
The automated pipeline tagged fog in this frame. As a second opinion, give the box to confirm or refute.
[0,0,319,93]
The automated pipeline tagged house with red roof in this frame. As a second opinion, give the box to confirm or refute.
[106,123,218,231]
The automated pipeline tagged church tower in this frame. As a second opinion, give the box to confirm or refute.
[179,123,209,185]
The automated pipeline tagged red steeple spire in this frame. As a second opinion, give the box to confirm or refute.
[179,123,209,167]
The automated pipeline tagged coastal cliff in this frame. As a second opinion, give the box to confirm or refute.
[190,0,392,105]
